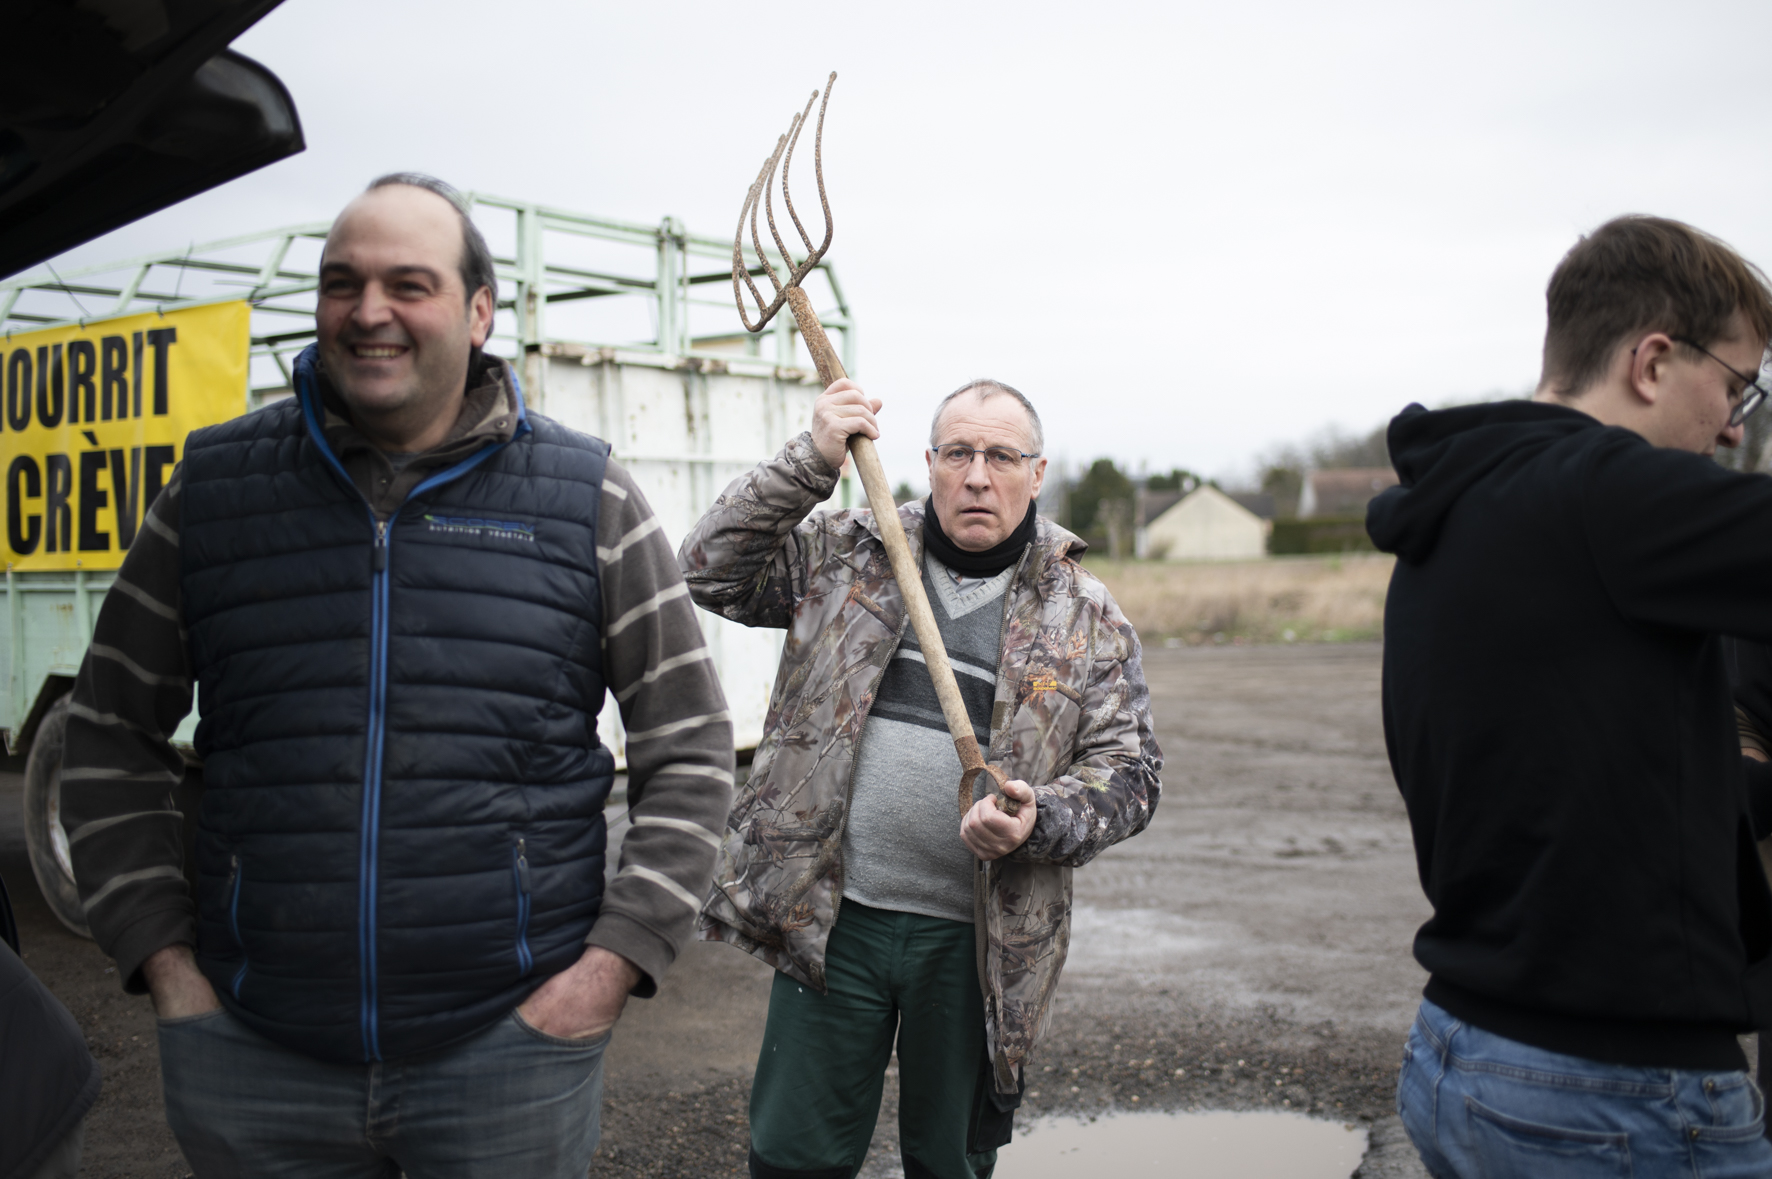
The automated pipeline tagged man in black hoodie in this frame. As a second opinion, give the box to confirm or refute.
[1368,214,1772,1178]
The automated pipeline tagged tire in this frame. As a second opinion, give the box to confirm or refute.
[23,694,91,938]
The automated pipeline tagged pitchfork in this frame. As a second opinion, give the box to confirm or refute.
[731,73,1019,820]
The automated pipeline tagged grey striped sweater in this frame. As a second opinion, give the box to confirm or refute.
[61,392,733,1001]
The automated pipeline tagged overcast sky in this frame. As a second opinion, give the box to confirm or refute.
[30,0,1772,488]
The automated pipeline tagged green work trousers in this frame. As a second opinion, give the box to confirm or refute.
[748,900,1003,1179]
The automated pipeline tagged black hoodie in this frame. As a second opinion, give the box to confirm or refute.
[1368,399,1772,1070]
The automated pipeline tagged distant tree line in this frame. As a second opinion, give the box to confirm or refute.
[1043,392,1688,559]
[1048,422,1395,555]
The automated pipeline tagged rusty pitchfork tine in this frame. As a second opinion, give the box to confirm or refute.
[775,77,836,282]
[778,82,832,269]
[736,125,797,327]
[732,125,795,327]
[733,141,788,330]
[754,105,824,307]
[724,72,1022,820]
[757,90,827,297]
[760,110,807,286]
[730,76,837,331]
[753,117,797,294]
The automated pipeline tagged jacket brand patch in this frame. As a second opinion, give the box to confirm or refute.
[422,514,537,542]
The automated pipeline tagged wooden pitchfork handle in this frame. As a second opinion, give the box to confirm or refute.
[784,287,1019,820]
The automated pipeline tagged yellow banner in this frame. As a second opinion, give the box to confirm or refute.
[1,301,249,571]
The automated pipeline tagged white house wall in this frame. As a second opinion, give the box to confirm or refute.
[539,355,820,767]
[1146,487,1268,561]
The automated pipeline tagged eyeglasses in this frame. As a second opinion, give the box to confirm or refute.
[1672,336,1772,427]
[929,443,1041,472]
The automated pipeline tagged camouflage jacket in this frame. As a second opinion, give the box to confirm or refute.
[679,433,1163,1093]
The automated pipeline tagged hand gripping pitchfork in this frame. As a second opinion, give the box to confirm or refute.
[731,73,1020,821]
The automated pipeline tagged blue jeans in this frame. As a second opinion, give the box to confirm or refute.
[1398,1000,1772,1179]
[157,1007,609,1179]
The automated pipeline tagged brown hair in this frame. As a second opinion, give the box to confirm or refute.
[1542,215,1772,396]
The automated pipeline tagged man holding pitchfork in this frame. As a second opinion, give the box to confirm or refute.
[681,375,1162,1178]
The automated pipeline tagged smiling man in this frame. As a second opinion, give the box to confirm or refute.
[57,175,734,1177]
[1370,215,1772,1177]
[680,378,1162,1178]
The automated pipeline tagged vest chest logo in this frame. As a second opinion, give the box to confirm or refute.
[422,514,537,543]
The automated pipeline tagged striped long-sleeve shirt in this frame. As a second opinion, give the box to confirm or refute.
[61,367,733,999]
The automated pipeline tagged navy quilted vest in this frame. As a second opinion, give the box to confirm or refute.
[180,347,614,1063]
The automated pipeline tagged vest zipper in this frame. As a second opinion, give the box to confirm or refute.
[227,853,247,998]
[359,517,390,1058]
[513,837,534,977]
[356,457,528,1060]
[296,357,530,1063]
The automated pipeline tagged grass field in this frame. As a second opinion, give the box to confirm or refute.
[1085,554,1395,645]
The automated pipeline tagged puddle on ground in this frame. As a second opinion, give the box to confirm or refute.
[996,1109,1367,1178]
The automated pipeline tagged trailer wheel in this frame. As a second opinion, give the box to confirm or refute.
[23,694,91,938]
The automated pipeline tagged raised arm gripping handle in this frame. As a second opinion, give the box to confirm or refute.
[784,286,1018,818]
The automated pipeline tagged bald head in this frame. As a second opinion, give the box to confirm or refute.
[326,175,497,308]
[929,379,1043,455]
[325,185,465,297]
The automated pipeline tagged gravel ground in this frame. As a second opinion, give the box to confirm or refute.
[3,642,1439,1177]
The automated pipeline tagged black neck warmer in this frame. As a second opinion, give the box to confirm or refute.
[920,498,1038,577]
